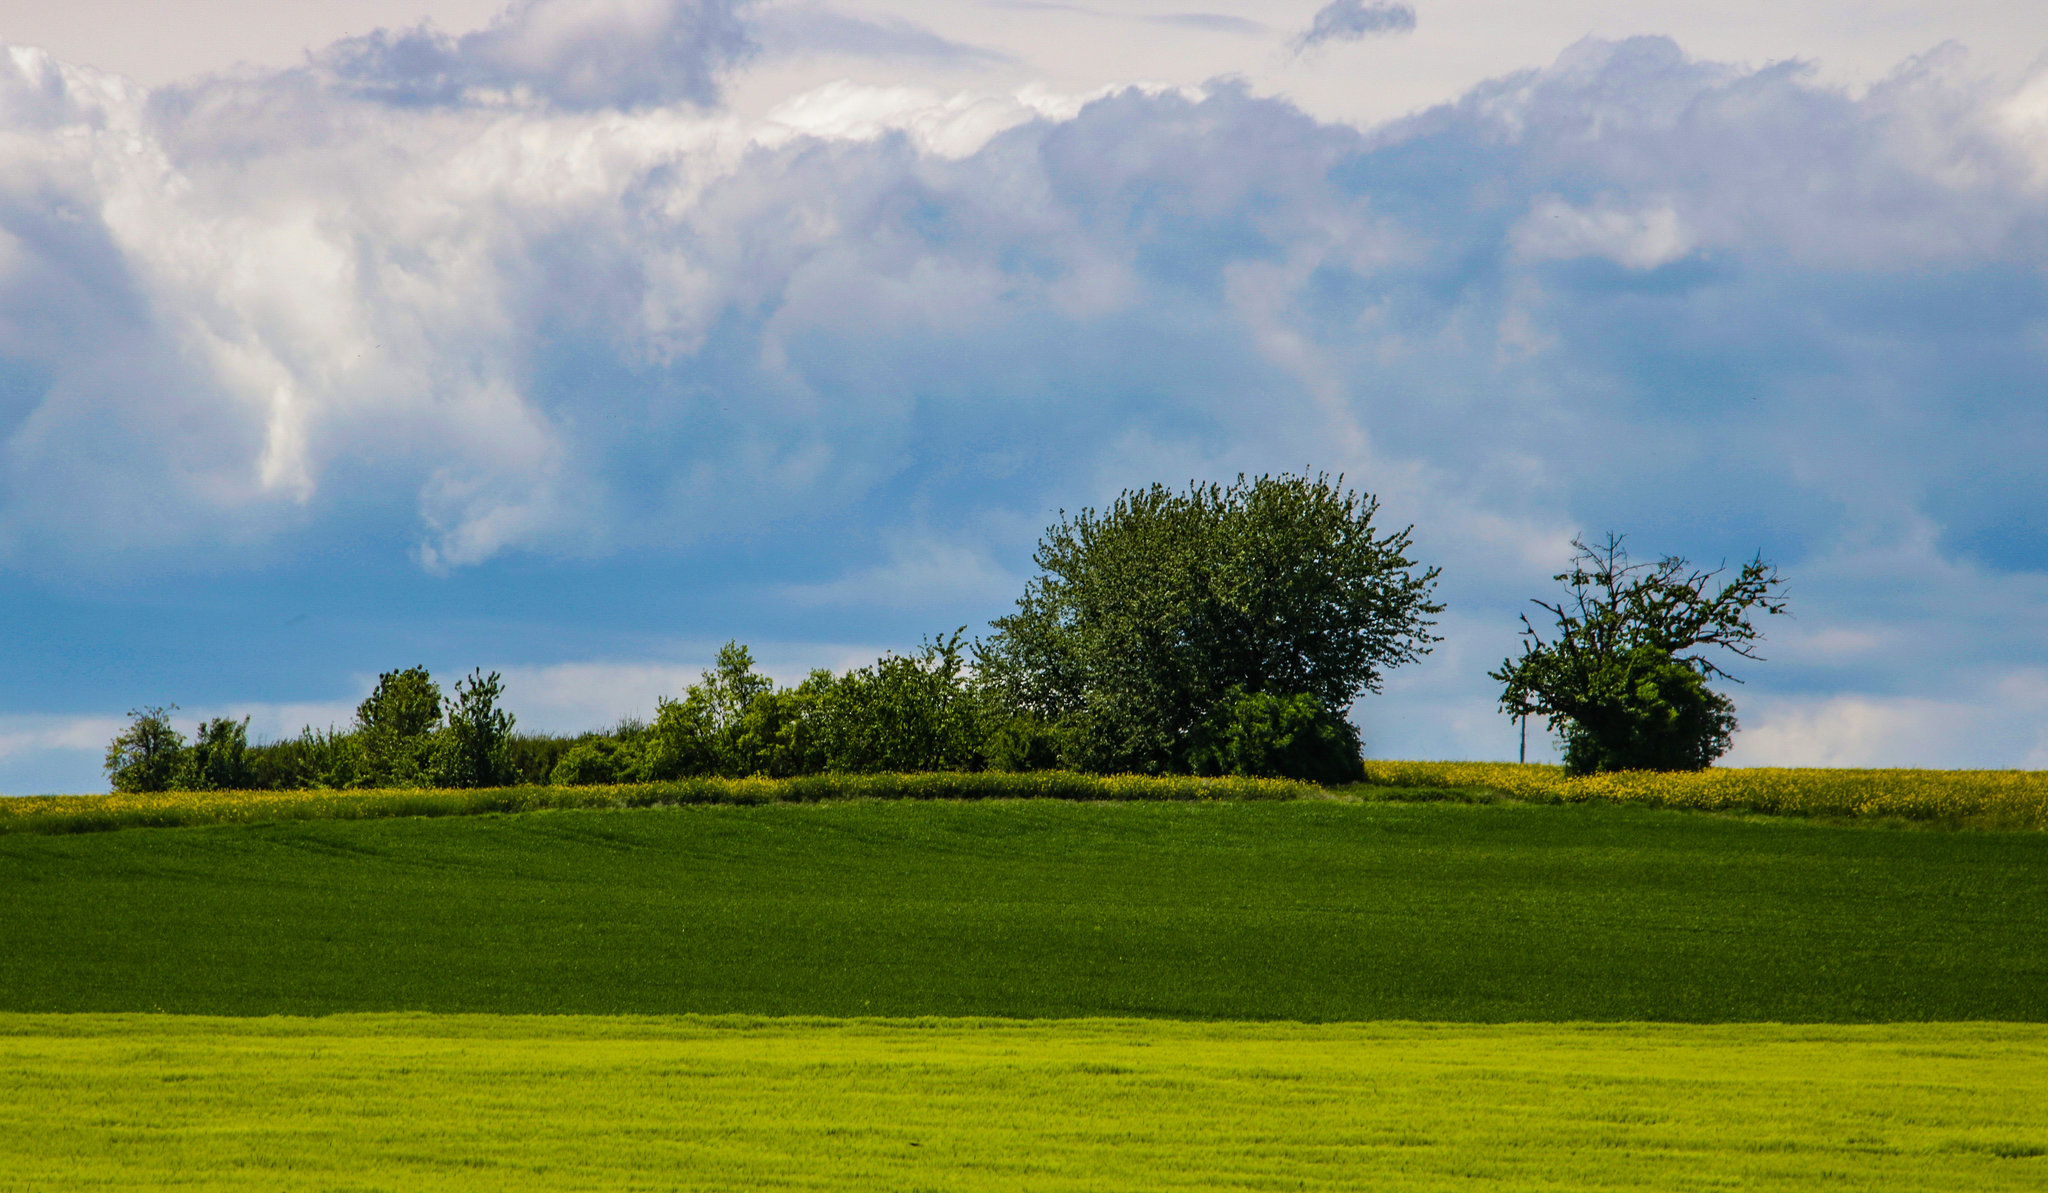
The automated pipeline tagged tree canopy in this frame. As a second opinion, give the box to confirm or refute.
[976,473,1442,777]
[1493,535,1788,774]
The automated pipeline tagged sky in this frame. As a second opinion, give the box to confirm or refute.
[0,0,2044,792]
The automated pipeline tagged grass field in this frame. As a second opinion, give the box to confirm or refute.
[1,1014,2043,1191]
[4,800,2044,1020]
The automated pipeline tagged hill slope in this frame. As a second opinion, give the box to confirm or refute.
[3,800,2043,1020]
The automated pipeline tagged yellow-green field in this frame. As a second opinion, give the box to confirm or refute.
[1362,761,2048,828]
[0,772,1316,835]
[1,1015,2043,1191]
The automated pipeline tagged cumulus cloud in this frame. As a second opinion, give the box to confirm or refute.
[3,23,2048,773]
[1511,197,1695,270]
[315,0,754,109]
[1291,0,1416,53]
[1728,672,2048,768]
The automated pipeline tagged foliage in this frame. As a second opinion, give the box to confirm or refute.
[244,726,364,791]
[981,714,1066,773]
[354,666,444,788]
[1493,535,1785,775]
[100,485,1439,798]
[642,642,777,780]
[103,707,186,794]
[504,733,594,786]
[977,473,1441,775]
[1190,689,1363,786]
[178,717,254,791]
[434,670,515,789]
[549,737,641,786]
[813,631,984,773]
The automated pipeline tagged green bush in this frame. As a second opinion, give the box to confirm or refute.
[354,667,442,788]
[1556,650,1737,775]
[549,737,642,786]
[179,717,254,791]
[982,713,1066,772]
[433,669,515,789]
[813,632,985,773]
[1191,690,1363,786]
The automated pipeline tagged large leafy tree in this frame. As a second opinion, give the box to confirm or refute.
[977,473,1443,776]
[1493,535,1788,774]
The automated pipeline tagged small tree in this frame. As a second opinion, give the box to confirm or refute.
[643,642,778,779]
[355,666,443,787]
[816,630,984,773]
[435,669,515,788]
[977,473,1442,777]
[105,706,186,793]
[1493,535,1787,774]
[181,716,253,791]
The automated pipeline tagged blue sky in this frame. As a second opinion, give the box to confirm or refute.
[1,0,2045,791]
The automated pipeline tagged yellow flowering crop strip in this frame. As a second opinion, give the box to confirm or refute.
[1362,760,2048,829]
[0,771,1319,835]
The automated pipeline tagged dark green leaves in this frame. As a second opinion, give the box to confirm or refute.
[1495,535,1786,774]
[978,474,1443,774]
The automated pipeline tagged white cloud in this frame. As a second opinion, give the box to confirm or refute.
[0,713,127,762]
[1511,197,1695,271]
[750,4,1010,66]
[1727,672,2048,769]
[0,21,2045,767]
[314,0,754,109]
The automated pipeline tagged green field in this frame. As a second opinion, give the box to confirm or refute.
[9,797,2046,1189]
[4,800,2045,1020]
[2,1014,2043,1191]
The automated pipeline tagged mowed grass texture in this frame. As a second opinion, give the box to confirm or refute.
[4,801,2045,1021]
[1,1015,2044,1192]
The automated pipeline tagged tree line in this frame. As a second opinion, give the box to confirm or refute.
[104,474,1787,793]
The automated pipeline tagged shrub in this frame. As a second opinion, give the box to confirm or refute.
[1556,650,1737,775]
[815,632,984,773]
[1190,690,1363,786]
[982,713,1066,773]
[434,669,515,788]
[550,737,642,786]
[179,716,254,791]
[355,667,443,787]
